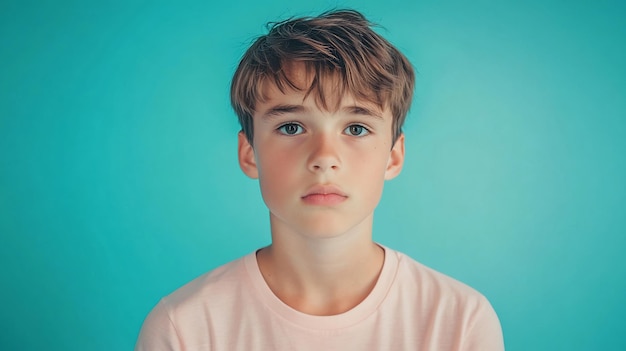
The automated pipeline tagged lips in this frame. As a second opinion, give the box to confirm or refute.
[301,184,348,206]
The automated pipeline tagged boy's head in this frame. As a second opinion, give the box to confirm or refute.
[230,9,414,145]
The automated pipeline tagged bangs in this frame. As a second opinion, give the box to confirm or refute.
[254,60,388,114]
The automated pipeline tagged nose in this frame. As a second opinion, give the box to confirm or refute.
[307,133,341,173]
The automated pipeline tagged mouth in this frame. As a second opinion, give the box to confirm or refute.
[301,184,348,205]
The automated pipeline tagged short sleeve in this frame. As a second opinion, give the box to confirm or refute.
[463,296,505,351]
[135,299,183,351]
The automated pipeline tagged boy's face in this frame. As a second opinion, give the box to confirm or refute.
[238,65,404,239]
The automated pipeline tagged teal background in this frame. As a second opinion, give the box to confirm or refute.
[1,0,624,349]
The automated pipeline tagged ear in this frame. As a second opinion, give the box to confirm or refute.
[384,133,405,180]
[238,131,258,179]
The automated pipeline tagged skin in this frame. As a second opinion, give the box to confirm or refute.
[238,65,405,316]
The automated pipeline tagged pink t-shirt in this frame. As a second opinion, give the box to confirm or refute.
[135,246,504,350]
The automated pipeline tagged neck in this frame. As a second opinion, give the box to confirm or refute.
[256,213,385,315]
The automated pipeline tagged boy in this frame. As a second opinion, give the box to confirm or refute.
[136,9,504,350]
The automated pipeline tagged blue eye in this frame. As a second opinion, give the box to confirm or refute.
[277,123,304,135]
[344,124,370,136]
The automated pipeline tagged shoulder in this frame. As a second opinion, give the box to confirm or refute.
[391,248,487,303]
[135,254,255,350]
[385,248,504,349]
[166,255,247,305]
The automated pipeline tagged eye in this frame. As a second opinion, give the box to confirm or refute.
[277,123,304,135]
[344,124,370,136]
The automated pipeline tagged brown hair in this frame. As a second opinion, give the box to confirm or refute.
[230,9,414,145]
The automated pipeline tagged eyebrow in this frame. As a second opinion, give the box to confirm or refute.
[341,105,384,120]
[261,104,307,120]
[259,103,384,120]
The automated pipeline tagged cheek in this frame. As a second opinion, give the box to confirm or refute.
[351,149,389,198]
[257,145,298,178]
[256,146,301,202]
[350,146,390,176]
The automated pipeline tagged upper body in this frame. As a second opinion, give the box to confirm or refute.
[135,246,504,351]
[136,9,504,349]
